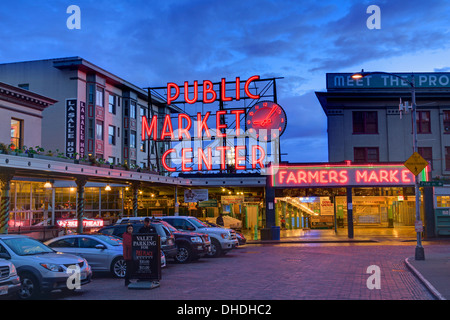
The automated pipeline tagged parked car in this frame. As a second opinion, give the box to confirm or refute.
[203,221,247,246]
[97,221,178,260]
[158,220,211,263]
[0,235,92,299]
[45,234,125,278]
[0,259,21,299]
[160,216,238,257]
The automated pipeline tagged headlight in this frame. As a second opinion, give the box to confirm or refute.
[9,263,17,277]
[191,236,203,243]
[40,263,64,272]
[220,232,230,239]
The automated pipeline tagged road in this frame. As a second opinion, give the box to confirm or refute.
[48,241,436,301]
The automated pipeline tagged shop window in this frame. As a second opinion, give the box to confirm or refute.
[418,147,433,170]
[445,147,450,171]
[416,111,430,133]
[437,195,450,208]
[353,111,378,134]
[354,147,379,163]
[10,118,23,149]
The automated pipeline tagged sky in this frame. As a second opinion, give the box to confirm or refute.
[1,0,450,164]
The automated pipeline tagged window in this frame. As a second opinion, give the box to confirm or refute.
[140,139,146,153]
[130,101,136,119]
[48,238,77,248]
[353,111,378,134]
[417,111,431,133]
[354,147,379,163]
[88,85,95,104]
[96,87,104,107]
[445,147,450,171]
[130,131,136,149]
[108,125,116,145]
[108,156,115,165]
[443,111,450,133]
[18,83,29,90]
[10,118,23,149]
[96,121,103,140]
[418,147,433,170]
[108,94,116,114]
[78,237,101,249]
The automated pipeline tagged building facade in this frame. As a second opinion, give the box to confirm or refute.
[316,72,450,179]
[0,57,180,170]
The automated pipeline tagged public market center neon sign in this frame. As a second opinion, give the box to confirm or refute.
[141,75,280,172]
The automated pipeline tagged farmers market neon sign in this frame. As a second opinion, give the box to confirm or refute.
[270,163,416,187]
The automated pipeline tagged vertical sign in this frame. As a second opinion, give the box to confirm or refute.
[66,99,77,158]
[79,101,86,157]
[132,234,161,281]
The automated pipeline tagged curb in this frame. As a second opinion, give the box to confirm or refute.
[246,239,378,245]
[404,257,446,300]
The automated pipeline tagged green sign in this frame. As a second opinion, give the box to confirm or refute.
[419,181,444,187]
[198,199,218,207]
[327,73,450,89]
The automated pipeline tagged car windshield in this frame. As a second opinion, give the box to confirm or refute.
[3,237,54,256]
[188,217,208,228]
[91,234,122,246]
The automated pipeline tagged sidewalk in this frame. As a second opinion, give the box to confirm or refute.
[242,227,450,300]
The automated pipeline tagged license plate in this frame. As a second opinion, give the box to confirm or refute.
[0,285,8,295]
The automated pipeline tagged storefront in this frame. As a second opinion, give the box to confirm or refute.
[268,162,424,238]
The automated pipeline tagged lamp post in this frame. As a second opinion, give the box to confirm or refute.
[351,70,425,260]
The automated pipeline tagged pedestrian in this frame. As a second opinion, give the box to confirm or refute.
[138,217,156,233]
[122,224,134,286]
[216,213,224,227]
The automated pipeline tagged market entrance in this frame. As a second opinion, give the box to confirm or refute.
[268,162,421,239]
[274,187,417,238]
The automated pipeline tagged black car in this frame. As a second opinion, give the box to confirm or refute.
[158,220,212,263]
[98,221,178,259]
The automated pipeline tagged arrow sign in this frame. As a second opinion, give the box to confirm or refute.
[404,152,429,176]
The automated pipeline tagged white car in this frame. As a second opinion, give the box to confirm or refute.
[0,235,92,299]
[0,258,21,299]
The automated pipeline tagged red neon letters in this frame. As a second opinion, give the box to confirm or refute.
[166,76,260,105]
[275,167,415,187]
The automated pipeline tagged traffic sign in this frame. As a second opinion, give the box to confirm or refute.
[404,152,429,176]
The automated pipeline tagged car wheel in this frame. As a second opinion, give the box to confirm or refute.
[18,272,40,300]
[174,244,192,263]
[208,238,222,258]
[111,257,127,278]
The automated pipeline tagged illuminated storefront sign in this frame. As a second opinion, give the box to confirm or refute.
[57,218,104,228]
[271,163,416,188]
[142,76,284,173]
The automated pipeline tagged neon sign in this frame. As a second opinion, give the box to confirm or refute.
[143,76,284,173]
[271,163,416,187]
[57,218,104,228]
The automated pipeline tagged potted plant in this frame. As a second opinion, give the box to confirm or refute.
[0,143,9,154]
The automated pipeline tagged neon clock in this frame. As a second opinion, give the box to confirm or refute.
[246,101,287,140]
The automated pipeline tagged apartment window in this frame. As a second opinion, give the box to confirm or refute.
[445,147,450,171]
[88,119,94,139]
[96,87,104,107]
[96,121,103,140]
[124,130,129,146]
[10,118,23,149]
[108,125,116,145]
[354,147,379,163]
[353,111,378,134]
[418,147,433,170]
[130,101,136,119]
[109,94,116,114]
[130,131,136,149]
[417,111,430,133]
[444,111,450,133]
[140,139,146,153]
[108,157,116,165]
[88,85,95,104]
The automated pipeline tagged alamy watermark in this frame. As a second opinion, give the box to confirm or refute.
[66,5,81,30]
[366,265,381,290]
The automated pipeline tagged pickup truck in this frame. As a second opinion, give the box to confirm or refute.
[160,216,238,258]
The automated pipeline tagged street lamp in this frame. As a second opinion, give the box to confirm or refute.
[351,70,425,261]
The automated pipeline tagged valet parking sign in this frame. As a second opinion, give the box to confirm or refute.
[132,234,161,281]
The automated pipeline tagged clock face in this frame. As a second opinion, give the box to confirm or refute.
[246,101,287,140]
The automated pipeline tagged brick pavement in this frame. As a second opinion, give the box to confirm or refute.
[53,242,435,301]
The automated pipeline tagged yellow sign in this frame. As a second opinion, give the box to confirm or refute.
[404,152,429,176]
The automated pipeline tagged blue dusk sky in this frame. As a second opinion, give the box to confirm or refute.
[1,0,450,163]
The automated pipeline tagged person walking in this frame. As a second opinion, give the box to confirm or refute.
[122,224,134,286]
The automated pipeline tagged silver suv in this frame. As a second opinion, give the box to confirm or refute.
[0,235,92,299]
[0,259,21,299]
[160,216,238,257]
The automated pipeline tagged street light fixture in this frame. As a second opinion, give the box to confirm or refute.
[351,70,425,261]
